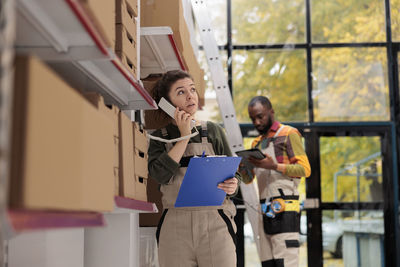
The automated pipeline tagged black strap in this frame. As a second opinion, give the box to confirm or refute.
[261,259,275,267]
[271,195,299,201]
[217,209,237,247]
[201,126,208,138]
[156,209,168,246]
[260,195,299,203]
[179,155,204,167]
[261,259,285,267]
[275,259,284,267]
[261,259,284,267]
[278,188,285,197]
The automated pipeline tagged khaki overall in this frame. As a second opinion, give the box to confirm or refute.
[156,121,237,267]
[254,126,300,267]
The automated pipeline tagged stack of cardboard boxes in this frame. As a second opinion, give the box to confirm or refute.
[83,93,120,195]
[10,56,115,212]
[10,55,149,213]
[79,0,140,79]
[116,0,139,79]
[132,123,149,201]
[119,113,149,202]
[87,96,149,202]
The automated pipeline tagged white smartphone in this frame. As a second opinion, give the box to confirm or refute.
[158,97,196,128]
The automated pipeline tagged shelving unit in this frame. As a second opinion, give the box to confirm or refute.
[140,26,186,78]
[5,1,162,266]
[5,1,202,266]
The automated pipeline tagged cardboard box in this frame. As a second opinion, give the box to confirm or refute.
[133,122,148,153]
[141,0,189,53]
[140,0,201,84]
[116,24,137,60]
[139,176,163,226]
[198,68,205,108]
[119,113,149,200]
[10,56,115,211]
[116,50,138,79]
[116,0,138,34]
[124,0,138,17]
[84,92,120,195]
[119,111,136,198]
[134,150,148,179]
[132,122,149,201]
[79,0,115,48]
[135,176,147,202]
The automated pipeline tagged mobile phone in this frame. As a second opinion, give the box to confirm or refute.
[158,97,196,128]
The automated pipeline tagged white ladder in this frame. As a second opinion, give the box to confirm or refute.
[190,0,263,258]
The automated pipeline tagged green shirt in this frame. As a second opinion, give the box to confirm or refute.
[148,121,242,195]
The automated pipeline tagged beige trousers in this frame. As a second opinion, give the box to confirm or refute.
[157,208,237,267]
[261,232,300,267]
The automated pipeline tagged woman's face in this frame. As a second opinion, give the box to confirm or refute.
[168,77,198,115]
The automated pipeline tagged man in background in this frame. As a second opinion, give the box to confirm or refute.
[240,96,311,267]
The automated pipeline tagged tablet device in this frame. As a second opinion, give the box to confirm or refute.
[236,148,266,160]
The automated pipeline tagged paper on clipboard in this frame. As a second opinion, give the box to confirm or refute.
[174,156,242,207]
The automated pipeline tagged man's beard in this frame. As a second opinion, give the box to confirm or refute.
[257,115,273,135]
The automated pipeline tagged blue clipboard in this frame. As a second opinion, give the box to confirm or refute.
[174,156,242,207]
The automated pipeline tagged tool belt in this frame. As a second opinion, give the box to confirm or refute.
[260,191,300,235]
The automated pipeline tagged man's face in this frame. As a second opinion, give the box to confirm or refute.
[248,102,274,135]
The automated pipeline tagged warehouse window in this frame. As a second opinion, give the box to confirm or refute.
[232,0,306,44]
[233,49,308,122]
[312,47,389,121]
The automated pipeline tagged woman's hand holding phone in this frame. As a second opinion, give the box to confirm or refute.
[174,107,194,137]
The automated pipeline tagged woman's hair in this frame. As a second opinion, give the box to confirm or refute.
[152,70,194,103]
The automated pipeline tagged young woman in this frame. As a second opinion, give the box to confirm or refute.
[147,70,241,267]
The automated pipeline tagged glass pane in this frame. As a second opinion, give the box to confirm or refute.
[320,136,382,203]
[321,210,384,267]
[313,48,389,121]
[243,137,255,149]
[311,0,386,43]
[391,0,400,41]
[233,50,308,123]
[299,212,308,267]
[195,50,227,123]
[232,0,305,44]
[244,211,261,266]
